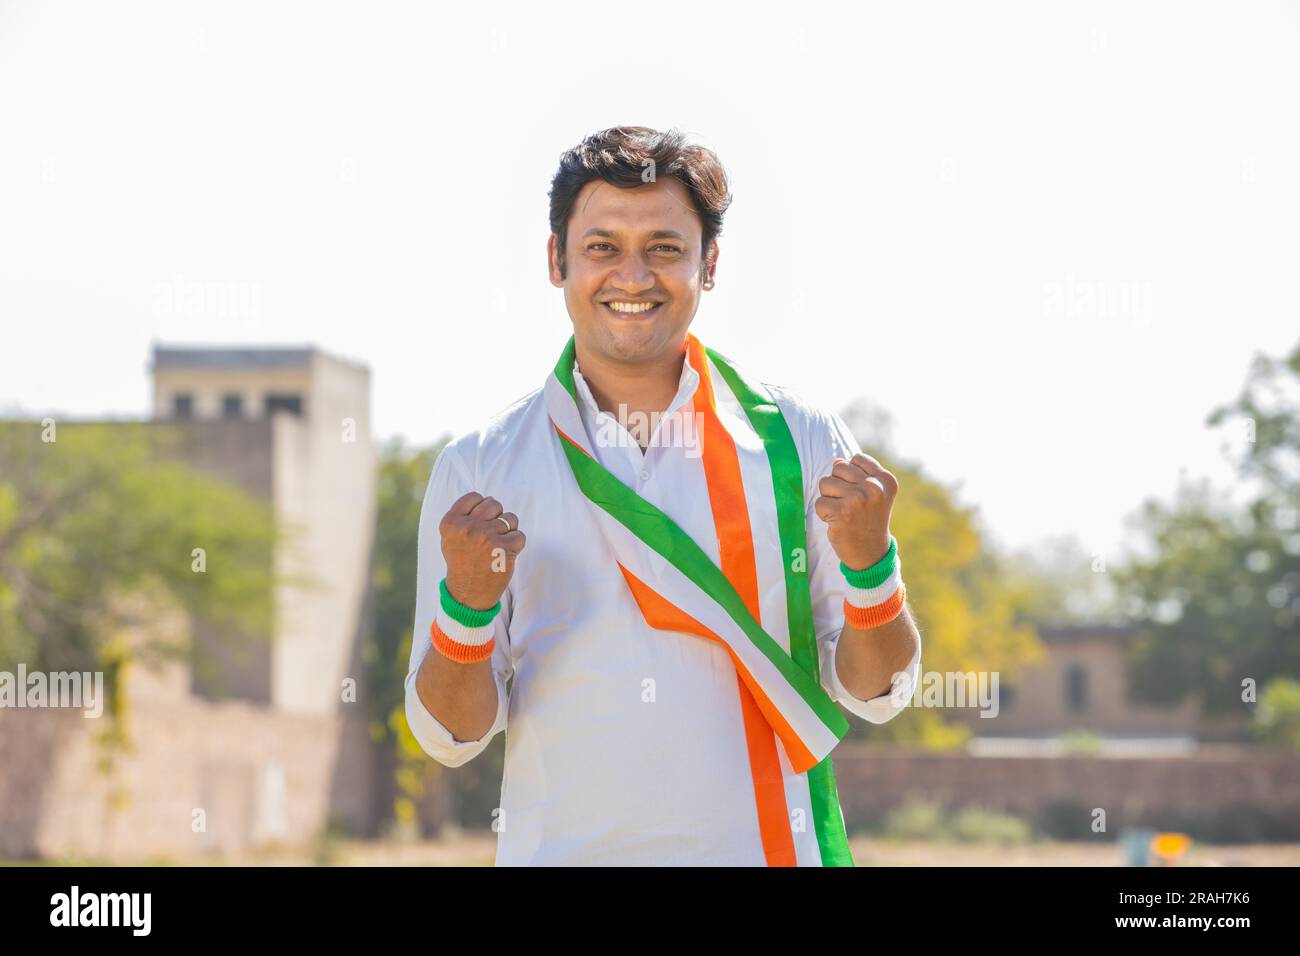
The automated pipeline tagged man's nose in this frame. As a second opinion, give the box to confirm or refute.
[609,254,656,293]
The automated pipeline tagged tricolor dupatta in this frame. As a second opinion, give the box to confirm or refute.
[544,332,855,866]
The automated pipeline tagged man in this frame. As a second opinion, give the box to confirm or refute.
[406,126,921,866]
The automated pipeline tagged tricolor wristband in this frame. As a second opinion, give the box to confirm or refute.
[841,536,907,629]
[430,578,499,664]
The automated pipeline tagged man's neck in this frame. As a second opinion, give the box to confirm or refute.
[574,340,688,426]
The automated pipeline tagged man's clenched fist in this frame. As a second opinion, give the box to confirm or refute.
[814,452,899,571]
[440,492,527,611]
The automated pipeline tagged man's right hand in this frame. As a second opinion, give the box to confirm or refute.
[439,492,526,611]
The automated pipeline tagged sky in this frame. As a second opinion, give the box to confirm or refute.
[1,0,1297,561]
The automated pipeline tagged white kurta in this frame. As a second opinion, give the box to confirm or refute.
[405,353,921,865]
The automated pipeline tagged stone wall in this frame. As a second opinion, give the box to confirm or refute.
[831,743,1300,836]
[9,725,1296,858]
[0,657,378,862]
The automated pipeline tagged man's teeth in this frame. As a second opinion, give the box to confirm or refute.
[607,301,658,313]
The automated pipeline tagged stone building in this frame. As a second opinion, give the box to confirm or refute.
[945,624,1249,755]
[0,344,381,861]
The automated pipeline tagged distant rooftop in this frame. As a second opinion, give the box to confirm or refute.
[150,344,368,373]
[152,345,315,370]
[1038,623,1139,643]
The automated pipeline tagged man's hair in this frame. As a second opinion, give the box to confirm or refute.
[548,126,732,279]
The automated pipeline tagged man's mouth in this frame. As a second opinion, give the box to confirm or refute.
[602,300,664,319]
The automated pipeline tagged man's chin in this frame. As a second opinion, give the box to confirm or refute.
[596,319,671,360]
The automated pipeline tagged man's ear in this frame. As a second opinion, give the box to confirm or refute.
[702,239,719,290]
[548,233,566,286]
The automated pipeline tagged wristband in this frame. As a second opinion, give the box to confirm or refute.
[431,578,498,663]
[439,578,500,627]
[841,537,907,629]
[839,535,897,589]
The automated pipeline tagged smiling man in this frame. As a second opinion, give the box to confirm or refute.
[405,126,922,866]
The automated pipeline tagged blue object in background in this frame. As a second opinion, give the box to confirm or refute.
[1120,828,1156,867]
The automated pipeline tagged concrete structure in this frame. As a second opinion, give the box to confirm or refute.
[0,593,378,861]
[0,344,382,861]
[150,344,377,715]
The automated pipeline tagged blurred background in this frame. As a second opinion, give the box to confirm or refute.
[1,0,1297,865]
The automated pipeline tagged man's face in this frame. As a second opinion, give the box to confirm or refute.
[548,176,715,365]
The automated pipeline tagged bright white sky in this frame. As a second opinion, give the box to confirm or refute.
[1,1,1297,560]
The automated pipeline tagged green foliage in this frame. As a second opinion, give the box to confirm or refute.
[367,436,445,833]
[1059,730,1104,755]
[0,421,276,681]
[879,797,1032,844]
[367,435,444,750]
[899,709,972,751]
[949,805,1033,845]
[880,798,946,840]
[0,417,279,832]
[1253,676,1300,750]
[1114,339,1300,717]
[1206,340,1300,492]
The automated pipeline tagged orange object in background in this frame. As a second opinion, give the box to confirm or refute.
[1150,832,1193,865]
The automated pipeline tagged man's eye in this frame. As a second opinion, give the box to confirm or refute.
[588,243,614,252]
[652,245,682,254]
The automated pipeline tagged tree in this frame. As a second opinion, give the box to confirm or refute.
[1001,533,1122,625]
[0,420,276,683]
[1256,676,1300,750]
[0,418,279,828]
[370,437,505,835]
[1114,339,1300,722]
[367,436,444,834]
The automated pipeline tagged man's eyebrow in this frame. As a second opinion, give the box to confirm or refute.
[578,228,688,241]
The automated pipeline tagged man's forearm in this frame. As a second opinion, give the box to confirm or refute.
[834,601,919,701]
[415,649,499,742]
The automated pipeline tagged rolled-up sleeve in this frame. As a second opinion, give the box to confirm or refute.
[817,622,921,724]
[804,407,920,724]
[404,441,512,767]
